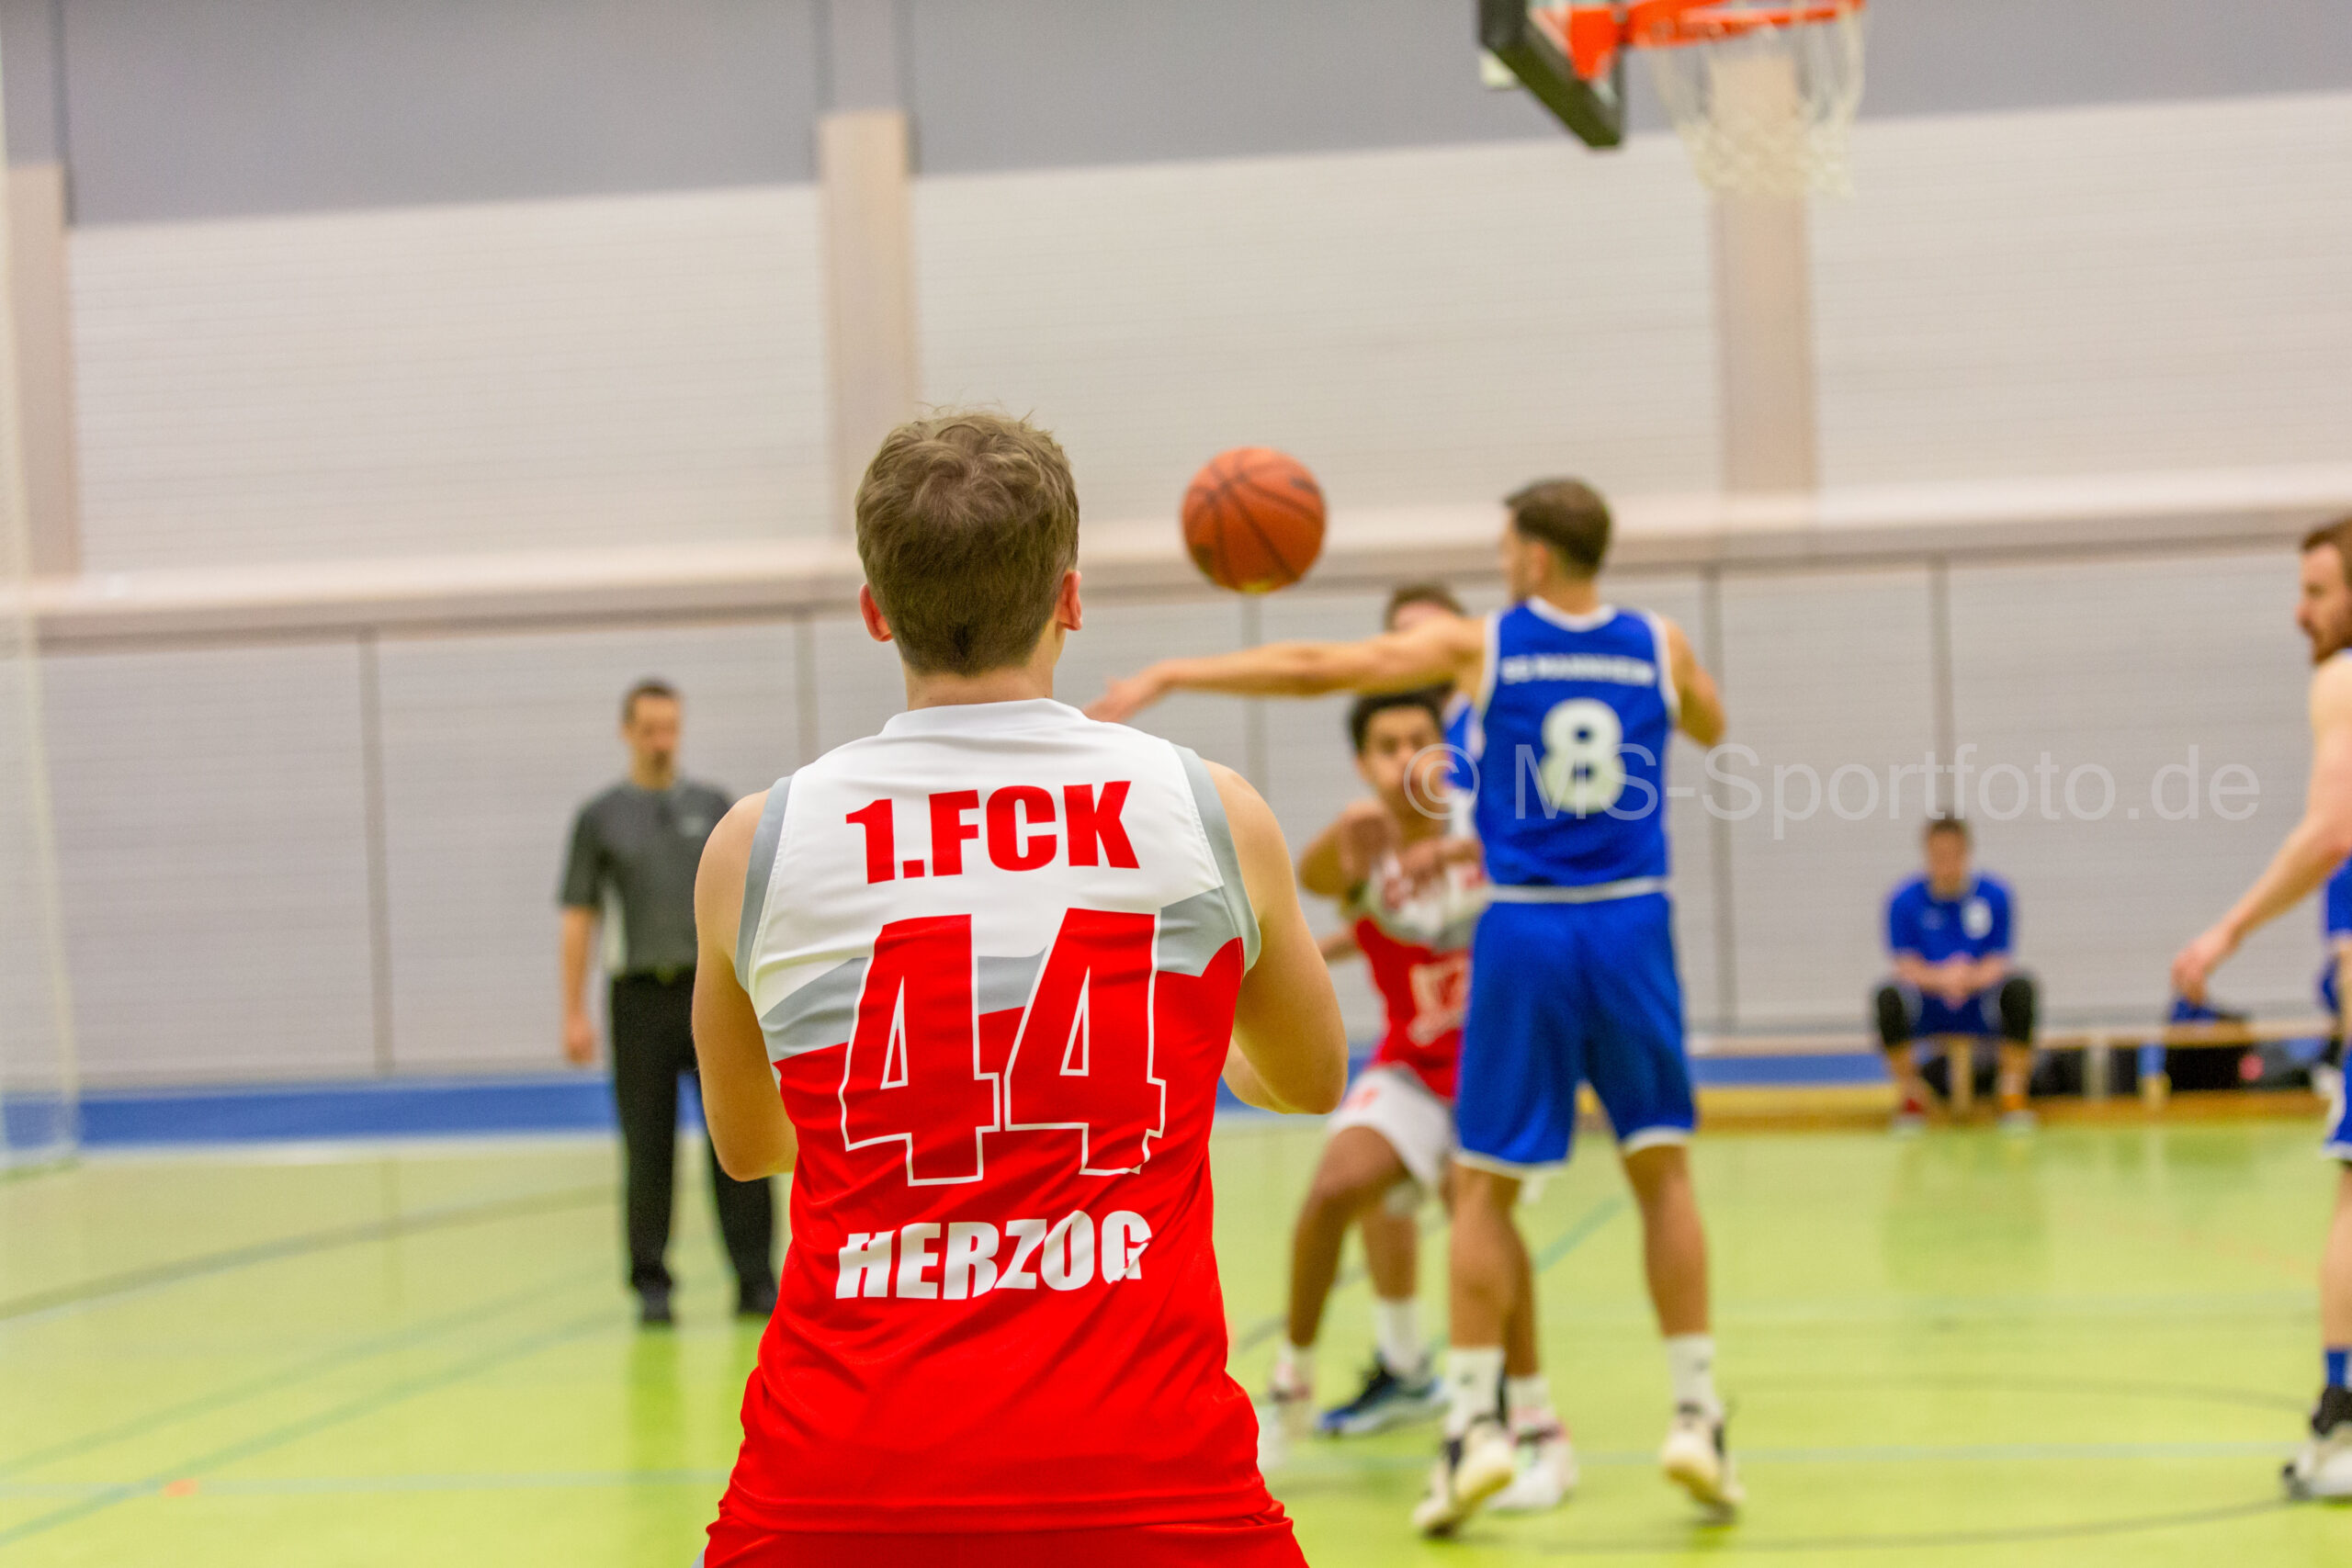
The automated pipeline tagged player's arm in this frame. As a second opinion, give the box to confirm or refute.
[691,792,797,1179]
[1964,896,2014,992]
[1090,616,1483,724]
[558,813,603,1066]
[1662,618,1725,747]
[2173,659,2352,999]
[1317,927,1361,964]
[1295,798,1396,902]
[559,908,599,1065]
[1210,761,1349,1114]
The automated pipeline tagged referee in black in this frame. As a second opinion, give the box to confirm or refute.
[560,678,775,1326]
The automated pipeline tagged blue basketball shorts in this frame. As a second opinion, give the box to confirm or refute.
[2326,1060,2352,1165]
[1890,982,2001,1043]
[1453,893,1693,1176]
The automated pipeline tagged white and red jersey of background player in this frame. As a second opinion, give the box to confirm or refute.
[1346,845,1486,1100]
[722,698,1272,1535]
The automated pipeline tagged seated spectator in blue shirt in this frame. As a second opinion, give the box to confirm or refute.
[1874,817,2038,1130]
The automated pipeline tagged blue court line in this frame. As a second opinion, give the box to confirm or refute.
[61,1048,1884,1148]
[1534,1193,1629,1269]
[0,1309,617,1549]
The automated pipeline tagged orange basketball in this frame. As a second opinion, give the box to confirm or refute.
[1180,447,1326,593]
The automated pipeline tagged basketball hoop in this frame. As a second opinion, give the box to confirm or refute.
[1532,1,1867,198]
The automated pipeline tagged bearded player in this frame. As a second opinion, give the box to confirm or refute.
[1093,479,1735,1533]
[688,411,1348,1566]
[2172,515,2352,1503]
[1262,688,1573,1514]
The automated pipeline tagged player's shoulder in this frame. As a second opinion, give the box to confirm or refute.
[1887,874,1929,909]
[1973,872,2014,904]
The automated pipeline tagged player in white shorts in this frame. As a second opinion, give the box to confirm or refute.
[1259,688,1573,1513]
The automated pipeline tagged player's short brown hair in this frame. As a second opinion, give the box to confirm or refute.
[1384,581,1465,628]
[1347,688,1448,754]
[1505,479,1612,578]
[2302,516,2352,585]
[1925,814,1970,845]
[855,411,1081,676]
[621,678,678,724]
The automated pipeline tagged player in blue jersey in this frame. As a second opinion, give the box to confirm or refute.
[1874,817,2039,1133]
[2172,516,2352,1501]
[1092,479,1734,1531]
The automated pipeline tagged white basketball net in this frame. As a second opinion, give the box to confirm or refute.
[1644,3,1866,199]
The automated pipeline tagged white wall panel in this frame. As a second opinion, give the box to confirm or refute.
[1720,568,1941,1029]
[1817,94,2352,485]
[1947,551,2314,1019]
[0,649,71,1107]
[42,642,376,1082]
[375,623,799,1073]
[71,185,830,570]
[916,136,1718,527]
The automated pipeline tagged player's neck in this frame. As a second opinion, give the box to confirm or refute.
[629,758,677,791]
[1928,873,1970,899]
[901,658,1058,712]
[1534,576,1602,616]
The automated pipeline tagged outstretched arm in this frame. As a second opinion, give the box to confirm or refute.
[1662,618,1725,748]
[1212,761,1350,1114]
[1090,616,1483,724]
[692,792,797,1179]
[2173,658,2352,1000]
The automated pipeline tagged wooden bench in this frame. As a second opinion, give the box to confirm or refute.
[1688,1018,2337,1112]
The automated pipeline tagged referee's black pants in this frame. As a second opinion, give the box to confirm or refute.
[609,972,775,1297]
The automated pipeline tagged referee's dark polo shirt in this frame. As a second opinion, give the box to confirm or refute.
[560,780,733,977]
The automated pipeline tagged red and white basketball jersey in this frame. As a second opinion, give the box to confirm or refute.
[718,698,1273,1536]
[1348,846,1485,1100]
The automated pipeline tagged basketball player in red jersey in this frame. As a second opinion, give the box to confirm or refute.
[688,411,1348,1568]
[1260,687,1574,1511]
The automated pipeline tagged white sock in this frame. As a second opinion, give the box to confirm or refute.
[1505,1374,1555,1432]
[1665,1334,1721,1419]
[1274,1340,1313,1395]
[1373,1297,1424,1377]
[1442,1347,1505,1438]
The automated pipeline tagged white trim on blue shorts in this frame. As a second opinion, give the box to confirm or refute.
[1619,1125,1693,1156]
[1487,876,1667,904]
[1453,1147,1569,1179]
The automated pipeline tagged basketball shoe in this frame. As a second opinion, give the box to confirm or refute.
[2283,1385,2352,1501]
[1489,1418,1577,1512]
[1659,1403,1744,1517]
[1411,1417,1517,1536]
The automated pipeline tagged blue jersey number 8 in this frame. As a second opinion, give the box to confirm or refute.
[1538,698,1625,817]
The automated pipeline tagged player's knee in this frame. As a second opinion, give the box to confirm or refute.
[1621,1140,1690,1202]
[1997,974,2038,1042]
[1302,1164,1387,1224]
[1873,983,1912,1050]
[1452,1166,1521,1214]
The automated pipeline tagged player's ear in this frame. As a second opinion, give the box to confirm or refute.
[1054,569,1083,634]
[857,584,895,647]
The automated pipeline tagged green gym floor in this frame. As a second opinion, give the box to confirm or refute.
[3,1117,2346,1566]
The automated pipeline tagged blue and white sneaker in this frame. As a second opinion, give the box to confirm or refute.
[1317,1356,1443,1437]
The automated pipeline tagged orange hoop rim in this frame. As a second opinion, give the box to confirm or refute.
[1537,0,1865,83]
